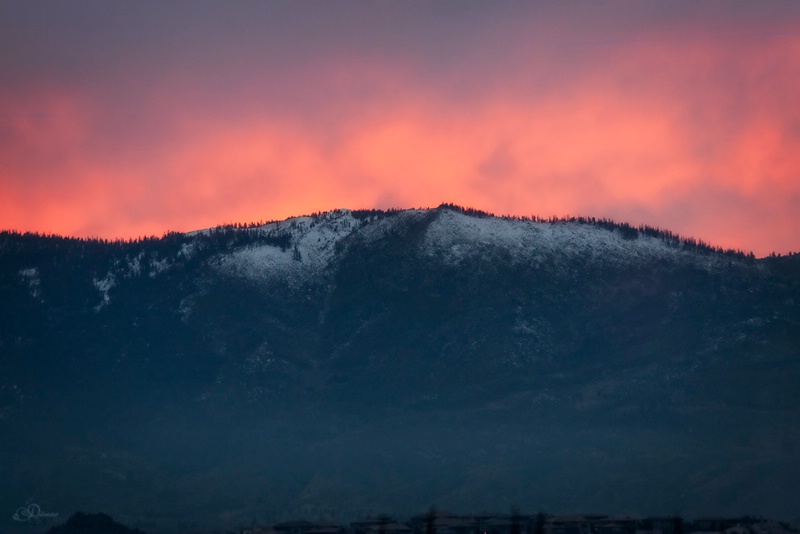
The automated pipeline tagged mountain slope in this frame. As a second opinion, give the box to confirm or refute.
[1,206,798,531]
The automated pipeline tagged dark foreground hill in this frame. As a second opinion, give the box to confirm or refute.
[1,206,799,532]
[45,512,145,534]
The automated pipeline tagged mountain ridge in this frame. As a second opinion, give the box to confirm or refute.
[1,205,798,531]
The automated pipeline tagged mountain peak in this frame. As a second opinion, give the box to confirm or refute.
[208,206,751,289]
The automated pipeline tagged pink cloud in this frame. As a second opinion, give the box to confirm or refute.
[1,20,799,257]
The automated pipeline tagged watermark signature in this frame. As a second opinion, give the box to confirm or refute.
[12,503,59,522]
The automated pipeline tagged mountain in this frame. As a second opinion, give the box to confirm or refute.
[1,205,799,532]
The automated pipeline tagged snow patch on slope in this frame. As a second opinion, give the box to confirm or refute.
[421,209,722,268]
[217,209,362,285]
[18,267,42,300]
[93,273,116,311]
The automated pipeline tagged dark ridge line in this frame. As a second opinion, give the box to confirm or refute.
[1,203,793,260]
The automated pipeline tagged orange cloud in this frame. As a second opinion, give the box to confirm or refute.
[1,26,799,257]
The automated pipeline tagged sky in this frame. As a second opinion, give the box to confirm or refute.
[1,1,799,257]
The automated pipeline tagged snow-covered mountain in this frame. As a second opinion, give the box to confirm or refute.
[1,205,798,531]
[215,207,736,283]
